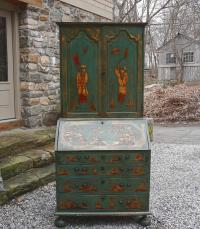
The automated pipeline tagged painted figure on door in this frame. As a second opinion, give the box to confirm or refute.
[76,64,89,104]
[114,64,128,103]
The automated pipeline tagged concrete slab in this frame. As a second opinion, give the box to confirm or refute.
[154,125,200,144]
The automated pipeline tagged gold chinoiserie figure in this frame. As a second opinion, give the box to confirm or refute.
[114,65,128,103]
[76,64,89,104]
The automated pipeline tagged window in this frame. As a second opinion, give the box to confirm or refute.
[183,52,194,63]
[0,16,8,81]
[166,53,176,64]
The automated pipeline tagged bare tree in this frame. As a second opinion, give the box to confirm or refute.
[113,0,200,82]
[113,0,172,77]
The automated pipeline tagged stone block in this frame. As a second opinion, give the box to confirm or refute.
[0,192,8,205]
[50,10,62,22]
[49,67,59,74]
[4,172,39,198]
[27,63,38,71]
[34,37,44,42]
[21,91,44,99]
[38,64,50,73]
[62,14,73,22]
[43,111,59,126]
[24,105,43,116]
[21,53,39,63]
[40,97,49,105]
[23,98,40,106]
[29,73,42,83]
[21,82,35,91]
[48,82,60,90]
[46,0,54,8]
[34,83,49,91]
[24,115,42,127]
[0,172,4,191]
[48,95,57,100]
[26,18,38,25]
[40,15,49,21]
[37,48,46,55]
[40,9,50,15]
[0,155,33,180]
[61,6,71,15]
[23,149,53,167]
[40,73,53,82]
[45,48,55,57]
[34,40,47,48]
[19,37,29,48]
[38,24,51,32]
[40,56,50,65]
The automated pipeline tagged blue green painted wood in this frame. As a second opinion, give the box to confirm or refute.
[56,194,149,212]
[55,151,150,164]
[55,119,150,151]
[59,23,145,118]
[56,177,149,194]
[55,23,151,223]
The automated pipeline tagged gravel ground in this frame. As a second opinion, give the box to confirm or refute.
[0,143,200,229]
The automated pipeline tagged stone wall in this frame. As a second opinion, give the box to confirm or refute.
[19,0,110,127]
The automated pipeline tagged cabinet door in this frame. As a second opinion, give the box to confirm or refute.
[102,26,144,117]
[60,26,101,117]
[60,24,145,118]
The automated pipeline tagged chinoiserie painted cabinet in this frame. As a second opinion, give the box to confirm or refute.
[55,23,151,228]
[59,23,145,118]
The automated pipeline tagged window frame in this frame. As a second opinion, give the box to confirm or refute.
[166,53,176,64]
[183,52,194,63]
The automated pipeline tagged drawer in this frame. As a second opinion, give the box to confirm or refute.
[57,194,149,212]
[57,177,149,194]
[56,164,149,177]
[56,151,150,165]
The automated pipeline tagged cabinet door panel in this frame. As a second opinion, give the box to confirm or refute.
[61,27,101,117]
[103,26,144,117]
[60,24,145,118]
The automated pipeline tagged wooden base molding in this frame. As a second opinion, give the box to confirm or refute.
[0,119,22,131]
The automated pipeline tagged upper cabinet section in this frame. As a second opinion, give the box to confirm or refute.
[59,23,146,118]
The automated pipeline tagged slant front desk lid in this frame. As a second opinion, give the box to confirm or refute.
[55,119,150,151]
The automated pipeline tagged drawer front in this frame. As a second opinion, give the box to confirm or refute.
[56,164,149,177]
[57,194,149,212]
[56,151,150,165]
[57,177,149,194]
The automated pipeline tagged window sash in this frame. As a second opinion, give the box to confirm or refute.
[183,52,194,63]
[166,53,176,64]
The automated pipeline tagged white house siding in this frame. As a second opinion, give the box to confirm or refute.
[158,67,176,81]
[157,35,200,82]
[184,66,200,81]
[61,0,113,20]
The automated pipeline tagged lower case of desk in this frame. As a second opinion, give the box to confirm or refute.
[55,194,149,213]
[54,195,151,227]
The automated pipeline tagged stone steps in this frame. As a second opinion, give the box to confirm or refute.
[0,163,55,205]
[0,127,56,159]
[0,127,56,205]
[0,145,55,180]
